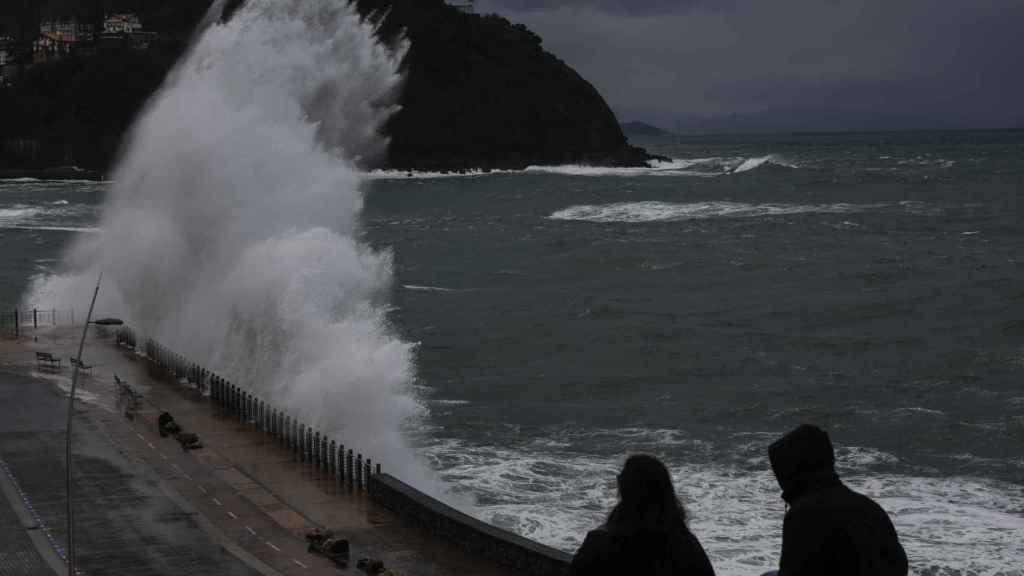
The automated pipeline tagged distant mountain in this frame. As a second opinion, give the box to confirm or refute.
[620,121,674,137]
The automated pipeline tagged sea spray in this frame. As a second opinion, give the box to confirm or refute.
[24,0,435,487]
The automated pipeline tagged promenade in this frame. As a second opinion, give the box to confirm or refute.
[0,326,521,576]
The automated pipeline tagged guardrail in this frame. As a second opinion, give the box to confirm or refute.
[115,328,381,491]
[113,327,572,575]
[0,307,78,338]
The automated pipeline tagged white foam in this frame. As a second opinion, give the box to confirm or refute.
[1,225,99,233]
[402,284,461,293]
[363,168,514,179]
[422,436,1024,576]
[24,0,441,491]
[549,201,884,223]
[731,155,797,173]
[0,206,41,221]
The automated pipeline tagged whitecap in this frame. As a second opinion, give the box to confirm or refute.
[731,155,797,173]
[548,201,885,223]
[422,437,1024,576]
[402,284,461,293]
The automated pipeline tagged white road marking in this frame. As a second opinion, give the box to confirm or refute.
[198,485,207,494]
[227,511,238,520]
[266,541,281,552]
[147,442,155,450]
[292,559,308,569]
[245,526,257,536]
[212,498,222,506]
[160,453,168,460]
[136,433,144,440]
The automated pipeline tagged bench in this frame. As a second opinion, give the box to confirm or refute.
[70,357,92,372]
[35,351,61,368]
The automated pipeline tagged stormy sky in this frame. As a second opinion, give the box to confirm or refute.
[478,0,1024,132]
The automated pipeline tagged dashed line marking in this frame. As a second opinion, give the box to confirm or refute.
[227,511,238,520]
[212,498,222,507]
[135,433,144,441]
[159,453,168,460]
[198,485,207,494]
[266,541,281,552]
[292,559,308,569]
[245,526,257,536]
[147,442,155,450]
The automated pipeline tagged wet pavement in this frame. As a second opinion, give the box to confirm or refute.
[0,327,520,576]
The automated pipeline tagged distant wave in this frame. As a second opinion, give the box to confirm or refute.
[402,284,461,293]
[361,156,796,179]
[1,225,99,233]
[0,207,42,220]
[731,154,798,173]
[364,168,513,180]
[549,201,883,223]
[0,178,104,185]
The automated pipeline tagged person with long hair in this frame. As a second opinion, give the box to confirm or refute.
[570,454,716,576]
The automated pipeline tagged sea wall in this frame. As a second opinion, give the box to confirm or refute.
[117,329,572,576]
[369,473,571,576]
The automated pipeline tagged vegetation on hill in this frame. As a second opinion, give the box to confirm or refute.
[0,0,655,173]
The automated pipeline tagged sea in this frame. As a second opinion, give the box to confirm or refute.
[2,130,1023,576]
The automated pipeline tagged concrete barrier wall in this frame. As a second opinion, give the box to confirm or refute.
[369,473,572,576]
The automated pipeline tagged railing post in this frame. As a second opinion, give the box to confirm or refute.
[365,458,372,488]
[346,450,354,487]
[355,454,363,489]
[315,432,322,468]
[342,440,350,481]
[33,308,37,328]
[51,308,56,326]
[13,308,18,338]
[375,463,381,476]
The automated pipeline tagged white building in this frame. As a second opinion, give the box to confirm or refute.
[40,19,95,43]
[104,14,143,35]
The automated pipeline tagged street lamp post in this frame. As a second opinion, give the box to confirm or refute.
[64,274,122,575]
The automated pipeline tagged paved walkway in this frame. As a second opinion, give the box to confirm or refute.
[0,327,518,576]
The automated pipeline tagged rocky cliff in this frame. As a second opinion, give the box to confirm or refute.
[353,0,655,170]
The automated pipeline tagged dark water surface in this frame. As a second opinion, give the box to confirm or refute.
[4,131,1023,575]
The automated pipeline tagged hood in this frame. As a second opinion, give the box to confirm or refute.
[768,424,840,503]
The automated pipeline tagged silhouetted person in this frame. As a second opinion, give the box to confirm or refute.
[570,454,716,576]
[766,424,908,576]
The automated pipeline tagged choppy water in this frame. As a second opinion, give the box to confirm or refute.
[3,130,1024,575]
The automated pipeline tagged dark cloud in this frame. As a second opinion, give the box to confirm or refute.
[477,0,1024,130]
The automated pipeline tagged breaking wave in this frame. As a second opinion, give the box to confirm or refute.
[549,201,884,223]
[23,0,437,487]
[423,430,1024,576]
[361,156,796,179]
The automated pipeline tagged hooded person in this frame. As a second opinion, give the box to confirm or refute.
[570,454,715,576]
[766,424,908,576]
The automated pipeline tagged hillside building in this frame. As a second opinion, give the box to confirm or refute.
[104,14,143,35]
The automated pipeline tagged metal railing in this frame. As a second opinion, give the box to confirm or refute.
[115,328,382,491]
[1,306,78,337]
